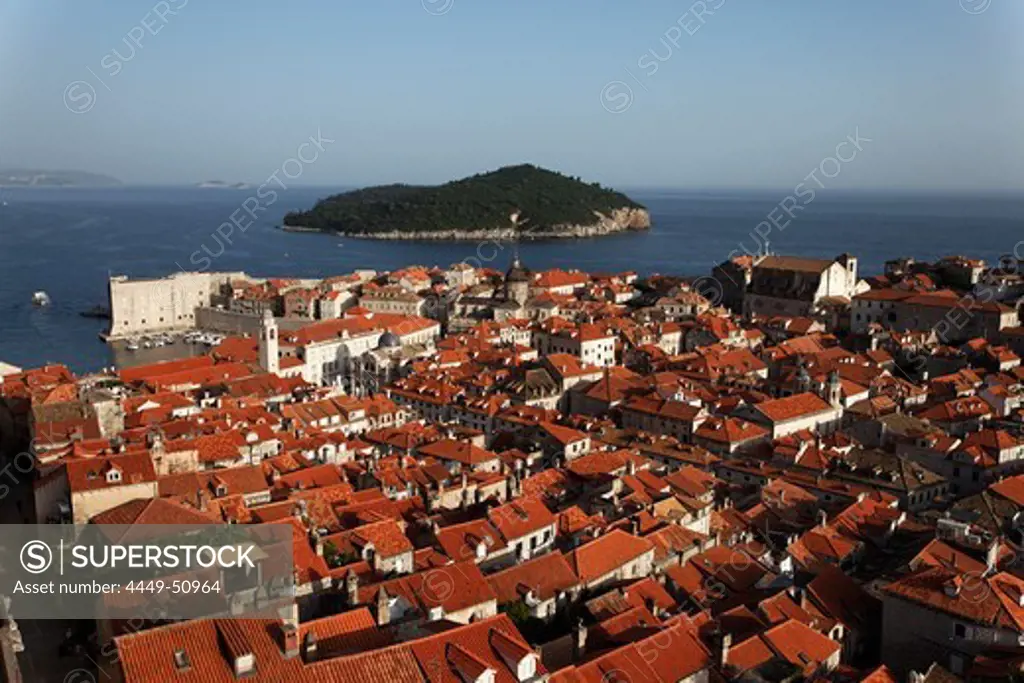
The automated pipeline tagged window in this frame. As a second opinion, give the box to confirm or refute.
[954,623,966,638]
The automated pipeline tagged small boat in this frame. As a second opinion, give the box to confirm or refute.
[32,291,51,307]
[126,339,140,351]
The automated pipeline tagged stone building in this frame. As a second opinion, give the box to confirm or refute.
[744,254,863,318]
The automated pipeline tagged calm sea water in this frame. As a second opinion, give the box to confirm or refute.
[1,186,1021,373]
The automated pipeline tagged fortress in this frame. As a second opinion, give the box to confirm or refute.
[106,271,244,339]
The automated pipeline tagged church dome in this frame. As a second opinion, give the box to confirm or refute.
[505,256,531,283]
[378,331,402,349]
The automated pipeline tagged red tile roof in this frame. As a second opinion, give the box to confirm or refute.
[754,392,834,423]
[551,621,710,683]
[488,496,556,542]
[66,452,157,493]
[990,474,1024,506]
[566,530,655,584]
[434,518,506,562]
[89,498,217,526]
[418,439,499,466]
[881,567,1024,631]
[357,560,496,617]
[116,612,537,683]
[486,551,579,604]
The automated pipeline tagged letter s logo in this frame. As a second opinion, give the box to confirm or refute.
[21,541,53,574]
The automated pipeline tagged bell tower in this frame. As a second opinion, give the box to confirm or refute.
[826,370,842,409]
[504,251,531,305]
[258,308,280,375]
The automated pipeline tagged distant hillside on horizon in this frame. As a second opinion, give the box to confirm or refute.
[0,169,122,187]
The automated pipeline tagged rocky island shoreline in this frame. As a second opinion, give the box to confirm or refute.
[287,207,651,241]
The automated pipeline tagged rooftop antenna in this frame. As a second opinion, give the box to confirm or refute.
[512,212,521,265]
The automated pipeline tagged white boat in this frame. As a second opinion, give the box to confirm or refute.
[32,291,51,306]
[126,339,140,351]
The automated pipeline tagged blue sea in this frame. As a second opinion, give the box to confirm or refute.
[1,186,1021,373]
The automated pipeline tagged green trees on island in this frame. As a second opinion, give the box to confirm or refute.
[282,164,644,235]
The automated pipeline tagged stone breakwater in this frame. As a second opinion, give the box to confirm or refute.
[319,207,652,241]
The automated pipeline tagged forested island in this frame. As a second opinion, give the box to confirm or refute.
[281,164,651,240]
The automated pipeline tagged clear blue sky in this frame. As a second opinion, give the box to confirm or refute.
[1,0,1021,190]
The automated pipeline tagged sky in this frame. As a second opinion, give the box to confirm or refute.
[1,0,1021,190]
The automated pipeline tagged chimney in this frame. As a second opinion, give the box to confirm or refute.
[281,622,299,659]
[817,509,828,528]
[217,620,256,678]
[376,586,390,626]
[719,632,732,668]
[985,538,1000,576]
[196,489,208,512]
[345,569,359,606]
[572,619,587,661]
[302,631,317,663]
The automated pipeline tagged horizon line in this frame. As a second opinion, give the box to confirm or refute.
[6,183,1024,198]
